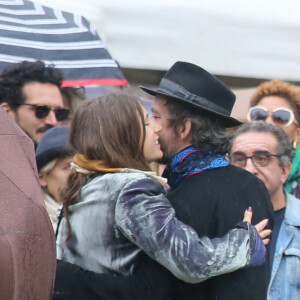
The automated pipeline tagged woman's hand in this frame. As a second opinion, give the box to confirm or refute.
[243,207,271,245]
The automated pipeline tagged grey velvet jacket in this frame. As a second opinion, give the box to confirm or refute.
[56,172,257,283]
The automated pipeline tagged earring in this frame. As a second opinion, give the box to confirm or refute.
[293,140,298,149]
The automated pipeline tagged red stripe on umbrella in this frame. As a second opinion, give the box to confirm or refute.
[62,78,129,87]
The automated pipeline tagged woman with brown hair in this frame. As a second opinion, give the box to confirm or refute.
[56,92,268,287]
[247,80,300,197]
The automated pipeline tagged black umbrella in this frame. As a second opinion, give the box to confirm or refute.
[0,0,128,87]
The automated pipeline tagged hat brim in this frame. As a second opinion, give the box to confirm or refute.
[140,86,242,128]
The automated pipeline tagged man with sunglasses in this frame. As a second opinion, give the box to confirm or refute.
[231,120,300,300]
[0,60,70,145]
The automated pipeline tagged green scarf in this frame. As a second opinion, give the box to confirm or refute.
[285,147,300,194]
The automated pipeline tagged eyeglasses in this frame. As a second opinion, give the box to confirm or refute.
[247,106,295,127]
[230,152,282,168]
[21,104,70,121]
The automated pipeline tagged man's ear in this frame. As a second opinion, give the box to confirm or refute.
[281,161,292,185]
[1,102,17,120]
[1,102,11,113]
[179,118,192,141]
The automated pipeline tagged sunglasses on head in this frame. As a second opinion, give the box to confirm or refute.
[247,106,295,127]
[21,104,70,121]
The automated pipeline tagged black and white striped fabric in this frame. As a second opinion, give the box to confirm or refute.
[0,0,128,87]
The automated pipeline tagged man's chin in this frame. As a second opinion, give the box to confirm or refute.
[157,155,171,165]
[31,134,42,147]
[28,131,44,146]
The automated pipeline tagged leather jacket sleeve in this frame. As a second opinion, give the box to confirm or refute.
[115,176,261,283]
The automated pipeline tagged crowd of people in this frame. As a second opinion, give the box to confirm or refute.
[0,59,299,300]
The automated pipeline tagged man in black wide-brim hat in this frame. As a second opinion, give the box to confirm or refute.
[53,62,274,300]
[139,61,273,300]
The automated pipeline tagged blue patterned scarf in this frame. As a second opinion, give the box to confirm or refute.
[163,146,229,191]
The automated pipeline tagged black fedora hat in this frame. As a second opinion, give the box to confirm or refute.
[140,61,242,128]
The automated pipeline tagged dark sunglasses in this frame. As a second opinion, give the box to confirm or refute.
[21,104,70,121]
[247,106,295,127]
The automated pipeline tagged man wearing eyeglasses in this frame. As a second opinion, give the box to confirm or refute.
[0,60,70,145]
[231,120,300,300]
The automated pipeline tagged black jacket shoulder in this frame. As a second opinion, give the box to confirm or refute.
[168,164,273,236]
[168,165,273,300]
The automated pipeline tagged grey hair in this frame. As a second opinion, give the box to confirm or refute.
[165,98,232,153]
[232,121,294,166]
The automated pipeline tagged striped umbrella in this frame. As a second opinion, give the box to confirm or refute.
[0,0,128,87]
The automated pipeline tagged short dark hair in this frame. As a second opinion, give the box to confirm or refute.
[164,97,231,153]
[0,60,63,109]
[232,121,294,166]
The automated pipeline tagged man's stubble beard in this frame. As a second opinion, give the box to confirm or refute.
[156,125,182,165]
[15,111,53,146]
[156,139,178,165]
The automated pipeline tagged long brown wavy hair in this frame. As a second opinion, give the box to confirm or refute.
[60,92,151,236]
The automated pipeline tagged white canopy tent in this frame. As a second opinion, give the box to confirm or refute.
[32,0,300,119]
[33,0,300,81]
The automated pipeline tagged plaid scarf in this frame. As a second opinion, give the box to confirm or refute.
[163,146,229,191]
